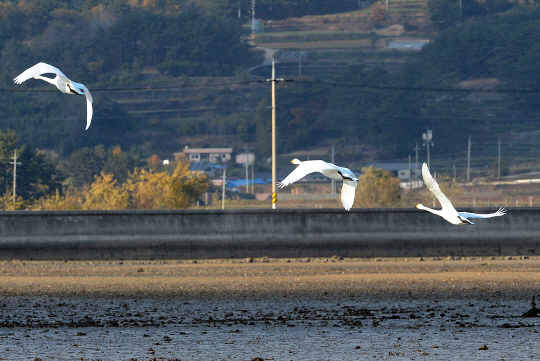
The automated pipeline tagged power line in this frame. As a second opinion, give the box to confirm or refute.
[2,77,539,94]
[268,106,540,123]
[293,79,540,94]
[0,80,263,93]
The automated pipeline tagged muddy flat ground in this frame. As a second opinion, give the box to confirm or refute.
[0,256,539,360]
[1,256,539,297]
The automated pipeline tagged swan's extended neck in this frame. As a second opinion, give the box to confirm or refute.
[34,75,56,85]
[416,204,442,216]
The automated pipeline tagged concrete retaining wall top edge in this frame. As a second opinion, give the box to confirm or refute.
[1,207,535,218]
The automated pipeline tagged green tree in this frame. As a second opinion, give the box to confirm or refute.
[0,130,63,201]
[62,145,108,188]
[103,146,140,184]
[429,0,461,30]
[0,129,20,199]
[62,144,141,188]
[254,99,272,157]
[16,145,63,201]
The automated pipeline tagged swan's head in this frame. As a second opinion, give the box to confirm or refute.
[291,158,302,165]
[416,204,424,209]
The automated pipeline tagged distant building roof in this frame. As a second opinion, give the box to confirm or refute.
[283,147,329,157]
[386,40,429,50]
[183,148,233,154]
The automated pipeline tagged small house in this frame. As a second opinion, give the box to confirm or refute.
[178,147,233,164]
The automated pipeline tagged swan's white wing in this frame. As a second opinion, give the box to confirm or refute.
[278,160,338,187]
[421,163,456,211]
[84,94,93,130]
[329,163,357,179]
[72,82,93,130]
[72,82,92,101]
[340,167,356,179]
[341,179,357,211]
[458,207,507,219]
[13,62,68,84]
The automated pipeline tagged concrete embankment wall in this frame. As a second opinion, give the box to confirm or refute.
[0,208,538,260]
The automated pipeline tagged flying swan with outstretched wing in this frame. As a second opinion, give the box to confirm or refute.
[417,162,506,225]
[14,62,93,130]
[279,158,358,211]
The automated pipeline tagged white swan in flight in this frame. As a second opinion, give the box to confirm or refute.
[417,162,506,225]
[14,62,93,130]
[278,158,358,211]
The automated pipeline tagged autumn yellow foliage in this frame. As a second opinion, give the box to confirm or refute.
[34,159,208,210]
[0,193,29,211]
[354,166,401,208]
[82,173,130,210]
[33,188,82,211]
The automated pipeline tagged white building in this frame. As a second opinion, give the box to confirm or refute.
[178,147,233,163]
[366,163,421,181]
[367,163,423,189]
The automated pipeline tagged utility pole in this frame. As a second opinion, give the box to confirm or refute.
[10,150,21,205]
[271,60,277,209]
[251,0,255,36]
[422,128,433,169]
[244,146,249,193]
[331,145,335,194]
[453,164,456,181]
[221,168,226,210]
[408,154,411,189]
[414,142,420,185]
[498,137,501,178]
[467,136,472,183]
[264,60,290,209]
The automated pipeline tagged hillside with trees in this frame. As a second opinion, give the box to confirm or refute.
[265,4,540,178]
[0,0,254,155]
[1,0,540,207]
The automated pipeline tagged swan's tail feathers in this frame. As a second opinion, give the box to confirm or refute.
[340,181,357,211]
